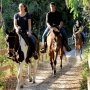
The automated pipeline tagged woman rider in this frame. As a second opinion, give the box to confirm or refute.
[73,20,86,43]
[14,3,38,58]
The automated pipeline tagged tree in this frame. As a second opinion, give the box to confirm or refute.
[66,0,89,19]
[2,0,76,39]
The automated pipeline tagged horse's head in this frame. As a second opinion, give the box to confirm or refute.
[74,32,81,41]
[5,29,18,57]
[50,27,60,36]
[49,27,61,52]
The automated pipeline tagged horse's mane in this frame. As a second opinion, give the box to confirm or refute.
[47,27,60,37]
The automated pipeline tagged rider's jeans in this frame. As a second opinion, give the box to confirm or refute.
[42,27,49,44]
[81,32,86,39]
[72,32,86,41]
[26,30,36,50]
[42,27,68,44]
[60,28,68,44]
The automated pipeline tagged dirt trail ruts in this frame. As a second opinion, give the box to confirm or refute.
[3,47,85,90]
[21,52,84,90]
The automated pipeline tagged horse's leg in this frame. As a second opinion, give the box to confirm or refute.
[75,40,77,56]
[59,48,63,69]
[50,52,54,75]
[15,62,23,87]
[32,60,37,83]
[15,62,22,82]
[53,51,58,76]
[63,49,67,61]
[80,44,82,60]
[28,62,32,82]
[16,61,25,90]
[50,52,53,70]
[81,45,82,55]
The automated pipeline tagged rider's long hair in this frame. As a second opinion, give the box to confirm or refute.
[76,20,81,27]
[50,2,56,6]
[19,3,28,12]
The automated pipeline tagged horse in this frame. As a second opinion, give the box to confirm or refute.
[47,27,65,76]
[74,32,83,57]
[5,29,39,90]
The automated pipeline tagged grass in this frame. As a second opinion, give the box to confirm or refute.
[0,71,6,90]
[80,60,89,90]
[80,44,90,90]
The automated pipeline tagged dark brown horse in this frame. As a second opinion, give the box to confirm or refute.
[6,29,39,90]
[74,32,83,57]
[47,27,65,76]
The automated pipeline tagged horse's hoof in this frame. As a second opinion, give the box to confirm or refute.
[53,74,56,77]
[33,52,38,59]
[54,70,56,75]
[52,70,56,77]
[60,65,62,69]
[20,85,23,88]
[29,78,32,82]
[52,73,56,77]
[33,81,36,84]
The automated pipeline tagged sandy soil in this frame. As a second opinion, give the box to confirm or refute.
[3,50,84,90]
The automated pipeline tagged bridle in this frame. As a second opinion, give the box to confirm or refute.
[6,34,20,54]
[6,34,22,63]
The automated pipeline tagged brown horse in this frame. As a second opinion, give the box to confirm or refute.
[74,32,83,57]
[47,27,65,76]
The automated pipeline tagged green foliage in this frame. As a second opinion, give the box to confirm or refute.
[0,54,10,66]
[0,72,6,90]
[0,27,6,49]
[2,0,49,40]
[3,0,86,38]
[0,27,11,66]
[0,27,11,90]
[0,80,6,90]
[80,45,90,90]
[2,0,90,39]
[0,27,10,67]
[67,0,89,19]
[80,60,88,90]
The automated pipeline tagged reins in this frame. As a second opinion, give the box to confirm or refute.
[7,34,21,56]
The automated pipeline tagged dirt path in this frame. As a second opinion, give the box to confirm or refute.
[3,47,85,90]
[21,49,84,90]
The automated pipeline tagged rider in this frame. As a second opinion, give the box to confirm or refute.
[73,20,86,43]
[14,3,38,58]
[40,2,72,53]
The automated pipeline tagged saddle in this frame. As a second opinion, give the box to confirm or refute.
[47,27,60,37]
[19,32,39,59]
[19,32,30,46]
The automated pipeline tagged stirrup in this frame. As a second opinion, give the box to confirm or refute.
[33,51,38,59]
[66,46,72,52]
[40,48,46,53]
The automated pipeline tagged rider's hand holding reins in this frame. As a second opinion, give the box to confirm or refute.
[58,21,63,29]
[16,29,19,34]
[28,32,32,37]
[16,26,21,34]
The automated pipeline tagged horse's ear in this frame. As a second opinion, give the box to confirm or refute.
[5,30,9,34]
[13,28,16,31]
[11,28,16,33]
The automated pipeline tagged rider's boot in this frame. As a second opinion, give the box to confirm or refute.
[64,41,72,52]
[40,42,47,53]
[33,51,38,59]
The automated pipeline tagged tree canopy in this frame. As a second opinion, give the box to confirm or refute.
[1,0,90,40]
[66,0,89,19]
